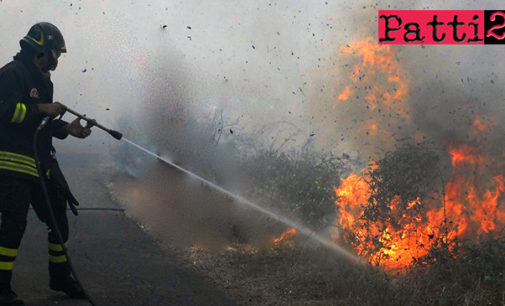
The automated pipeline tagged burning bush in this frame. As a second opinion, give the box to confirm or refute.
[335,143,447,269]
[364,143,441,223]
[335,141,505,271]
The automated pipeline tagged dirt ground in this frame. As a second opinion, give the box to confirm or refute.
[184,243,362,306]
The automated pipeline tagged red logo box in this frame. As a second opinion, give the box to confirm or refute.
[379,10,485,44]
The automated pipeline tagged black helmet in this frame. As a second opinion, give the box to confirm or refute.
[20,22,67,55]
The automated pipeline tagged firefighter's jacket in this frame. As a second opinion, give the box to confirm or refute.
[0,51,68,181]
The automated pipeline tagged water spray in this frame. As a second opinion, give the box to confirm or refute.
[121,138,363,263]
[61,108,363,267]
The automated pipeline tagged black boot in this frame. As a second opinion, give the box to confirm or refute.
[0,287,23,306]
[49,276,86,299]
[49,263,86,299]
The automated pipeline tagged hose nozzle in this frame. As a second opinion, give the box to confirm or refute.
[65,107,123,141]
[108,130,123,140]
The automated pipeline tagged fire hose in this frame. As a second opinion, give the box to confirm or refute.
[34,108,122,306]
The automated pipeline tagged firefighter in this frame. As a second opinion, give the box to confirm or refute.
[0,22,91,305]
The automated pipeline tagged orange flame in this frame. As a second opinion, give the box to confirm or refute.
[274,228,297,245]
[334,144,505,270]
[469,116,497,141]
[331,38,505,270]
[471,117,488,133]
[448,144,486,166]
[335,37,410,122]
[337,85,352,102]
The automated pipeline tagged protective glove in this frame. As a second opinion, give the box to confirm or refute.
[66,117,91,138]
[48,160,79,216]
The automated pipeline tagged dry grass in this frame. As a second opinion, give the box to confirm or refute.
[184,238,505,305]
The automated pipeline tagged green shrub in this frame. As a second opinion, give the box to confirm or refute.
[240,148,350,229]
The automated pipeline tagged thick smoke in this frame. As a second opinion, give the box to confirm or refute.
[2,0,505,249]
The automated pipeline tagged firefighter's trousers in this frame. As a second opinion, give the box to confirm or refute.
[0,175,70,288]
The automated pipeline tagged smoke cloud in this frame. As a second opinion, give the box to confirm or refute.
[1,0,504,249]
